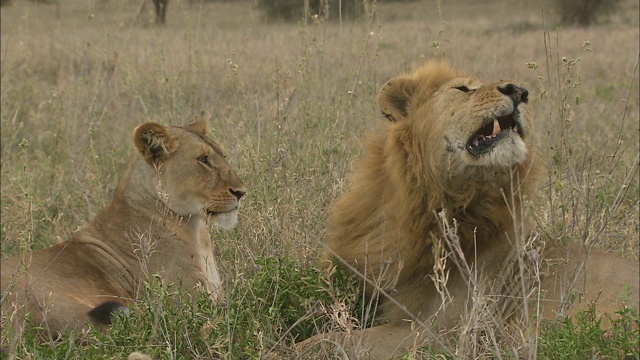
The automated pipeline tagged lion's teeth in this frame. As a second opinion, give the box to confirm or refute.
[472,138,479,147]
[492,118,501,136]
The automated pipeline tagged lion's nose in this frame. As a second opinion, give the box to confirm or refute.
[230,189,246,200]
[497,83,528,105]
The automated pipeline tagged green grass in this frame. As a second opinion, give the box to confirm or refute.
[1,0,638,358]
[538,306,639,359]
[2,257,361,359]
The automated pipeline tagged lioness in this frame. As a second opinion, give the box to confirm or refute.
[1,119,246,333]
[298,62,639,358]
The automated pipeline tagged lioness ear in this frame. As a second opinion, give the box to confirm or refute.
[186,112,210,135]
[133,122,178,165]
[377,77,418,122]
[187,119,209,135]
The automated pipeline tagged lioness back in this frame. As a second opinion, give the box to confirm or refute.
[1,118,246,333]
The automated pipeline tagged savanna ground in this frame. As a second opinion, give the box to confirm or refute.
[1,0,638,358]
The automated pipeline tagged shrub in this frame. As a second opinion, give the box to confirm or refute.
[554,0,622,26]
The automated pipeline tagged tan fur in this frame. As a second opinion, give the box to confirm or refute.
[298,62,639,358]
[1,118,246,333]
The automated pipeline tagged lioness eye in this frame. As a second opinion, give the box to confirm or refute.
[198,155,209,164]
[455,85,472,92]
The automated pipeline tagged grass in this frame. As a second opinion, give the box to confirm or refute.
[1,0,638,358]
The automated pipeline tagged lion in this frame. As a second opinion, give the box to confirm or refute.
[1,118,246,334]
[298,62,639,358]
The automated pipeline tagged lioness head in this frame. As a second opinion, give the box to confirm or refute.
[132,119,246,229]
[377,62,532,183]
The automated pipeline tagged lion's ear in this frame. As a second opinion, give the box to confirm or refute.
[133,122,178,165]
[377,77,417,122]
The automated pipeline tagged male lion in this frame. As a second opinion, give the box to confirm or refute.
[1,119,246,334]
[299,62,639,358]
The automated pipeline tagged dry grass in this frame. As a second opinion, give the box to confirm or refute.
[1,0,638,358]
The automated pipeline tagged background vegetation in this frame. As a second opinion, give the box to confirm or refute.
[257,0,365,22]
[1,0,638,358]
[553,0,623,26]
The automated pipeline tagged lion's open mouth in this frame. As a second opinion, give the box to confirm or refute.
[206,207,237,217]
[467,113,522,156]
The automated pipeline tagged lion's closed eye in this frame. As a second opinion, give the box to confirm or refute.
[454,85,473,93]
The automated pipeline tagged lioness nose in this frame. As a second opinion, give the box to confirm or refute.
[497,83,528,105]
[230,189,246,200]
